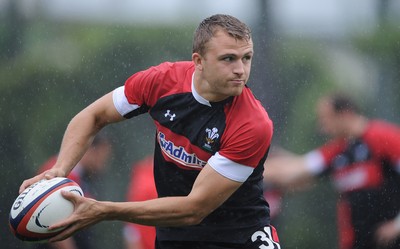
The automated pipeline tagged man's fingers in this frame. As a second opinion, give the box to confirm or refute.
[19,176,43,194]
[48,222,77,242]
[19,169,66,194]
[60,190,83,203]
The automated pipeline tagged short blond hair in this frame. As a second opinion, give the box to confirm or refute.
[192,14,252,56]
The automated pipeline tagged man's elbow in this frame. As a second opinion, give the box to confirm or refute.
[181,206,211,226]
[183,213,206,226]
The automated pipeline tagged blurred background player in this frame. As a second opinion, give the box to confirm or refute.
[123,155,157,249]
[264,93,400,249]
[35,133,112,249]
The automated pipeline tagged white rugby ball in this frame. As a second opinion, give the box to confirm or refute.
[9,177,83,242]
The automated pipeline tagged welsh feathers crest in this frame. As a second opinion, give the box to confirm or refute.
[205,127,219,144]
[203,127,220,152]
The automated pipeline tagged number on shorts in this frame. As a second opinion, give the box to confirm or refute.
[251,226,281,249]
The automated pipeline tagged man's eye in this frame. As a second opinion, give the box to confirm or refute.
[223,57,234,62]
[243,55,252,61]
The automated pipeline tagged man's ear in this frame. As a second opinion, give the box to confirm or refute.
[192,53,203,71]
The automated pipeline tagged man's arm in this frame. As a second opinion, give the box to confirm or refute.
[48,164,243,242]
[263,151,315,189]
[19,92,124,193]
[375,218,400,246]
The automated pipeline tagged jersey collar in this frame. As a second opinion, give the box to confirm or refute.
[191,73,212,107]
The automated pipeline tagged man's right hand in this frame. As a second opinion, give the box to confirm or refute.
[19,168,67,194]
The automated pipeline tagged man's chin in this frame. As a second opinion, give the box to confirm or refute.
[230,85,245,96]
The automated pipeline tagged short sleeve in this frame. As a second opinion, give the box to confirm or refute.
[304,150,326,175]
[218,89,273,169]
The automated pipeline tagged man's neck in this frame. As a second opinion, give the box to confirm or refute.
[345,115,369,138]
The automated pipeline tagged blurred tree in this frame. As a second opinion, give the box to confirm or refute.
[0,0,25,60]
[353,24,400,123]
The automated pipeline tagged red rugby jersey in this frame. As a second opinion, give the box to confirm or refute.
[113,61,273,243]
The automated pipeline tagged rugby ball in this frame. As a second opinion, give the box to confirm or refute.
[9,177,83,242]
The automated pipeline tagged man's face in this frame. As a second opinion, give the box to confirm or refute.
[195,30,253,102]
[316,98,343,137]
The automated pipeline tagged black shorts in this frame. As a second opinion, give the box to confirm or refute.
[155,225,281,249]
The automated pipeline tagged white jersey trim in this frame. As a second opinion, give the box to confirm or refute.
[304,150,326,175]
[112,86,140,116]
[208,152,254,183]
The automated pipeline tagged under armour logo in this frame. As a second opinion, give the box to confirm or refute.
[164,110,176,121]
